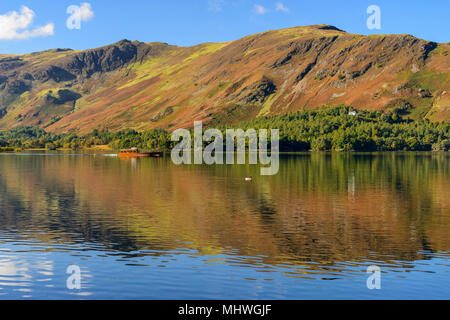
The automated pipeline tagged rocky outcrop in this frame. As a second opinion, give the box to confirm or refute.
[240,78,277,104]
[6,80,30,95]
[45,89,82,105]
[56,40,170,79]
[33,66,76,82]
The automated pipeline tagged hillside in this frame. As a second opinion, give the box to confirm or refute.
[0,25,449,134]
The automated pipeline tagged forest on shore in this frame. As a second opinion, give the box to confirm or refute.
[0,106,449,152]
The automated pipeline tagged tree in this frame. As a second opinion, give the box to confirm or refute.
[45,142,57,150]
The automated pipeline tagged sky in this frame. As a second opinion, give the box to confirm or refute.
[0,0,448,54]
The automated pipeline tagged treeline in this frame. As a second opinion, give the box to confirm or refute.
[0,127,172,151]
[0,106,449,152]
[234,106,450,152]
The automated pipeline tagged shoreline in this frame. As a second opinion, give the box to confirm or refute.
[1,150,448,155]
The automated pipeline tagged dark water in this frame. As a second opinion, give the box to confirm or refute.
[0,152,449,299]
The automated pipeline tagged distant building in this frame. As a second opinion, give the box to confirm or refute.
[348,111,358,116]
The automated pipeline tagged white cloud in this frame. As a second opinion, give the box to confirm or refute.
[0,6,54,40]
[254,4,268,15]
[276,2,289,13]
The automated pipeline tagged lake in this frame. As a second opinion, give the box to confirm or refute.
[0,152,449,299]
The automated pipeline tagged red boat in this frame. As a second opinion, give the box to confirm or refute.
[118,148,163,158]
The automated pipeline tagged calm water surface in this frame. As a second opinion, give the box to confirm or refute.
[0,152,449,299]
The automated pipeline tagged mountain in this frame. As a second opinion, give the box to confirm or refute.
[0,25,448,134]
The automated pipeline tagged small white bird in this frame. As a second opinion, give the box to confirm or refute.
[245,177,252,181]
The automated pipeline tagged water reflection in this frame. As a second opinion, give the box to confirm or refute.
[0,153,449,299]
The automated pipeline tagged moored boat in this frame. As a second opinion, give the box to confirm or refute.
[118,148,163,158]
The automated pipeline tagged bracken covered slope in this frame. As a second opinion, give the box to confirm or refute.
[0,25,448,134]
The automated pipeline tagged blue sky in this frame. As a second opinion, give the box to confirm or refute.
[0,0,448,54]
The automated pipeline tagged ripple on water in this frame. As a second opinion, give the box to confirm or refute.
[0,153,449,299]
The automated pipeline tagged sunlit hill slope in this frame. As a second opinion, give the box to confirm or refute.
[0,25,449,134]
